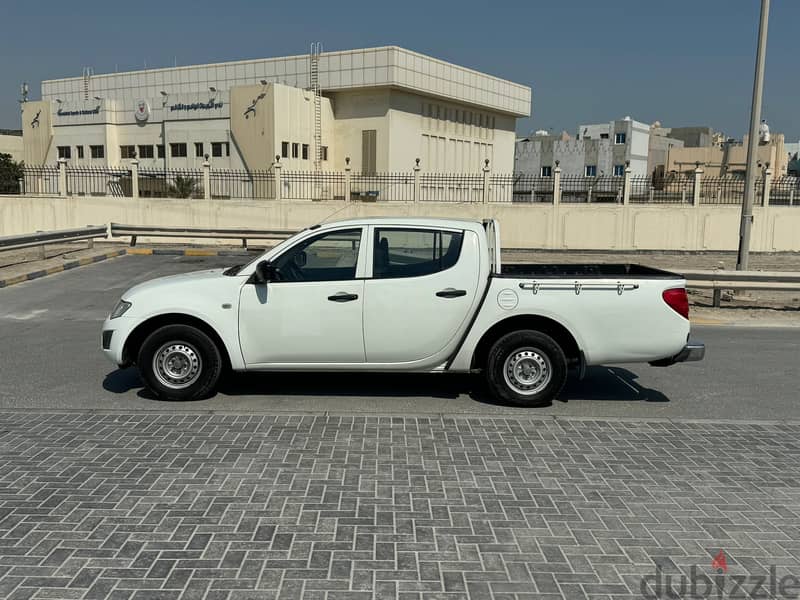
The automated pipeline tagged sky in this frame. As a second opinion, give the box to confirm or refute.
[1,0,798,141]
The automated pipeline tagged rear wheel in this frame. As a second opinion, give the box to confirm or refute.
[137,324,222,401]
[485,330,567,407]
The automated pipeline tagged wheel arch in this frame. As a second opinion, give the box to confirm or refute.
[470,314,582,370]
[122,313,233,370]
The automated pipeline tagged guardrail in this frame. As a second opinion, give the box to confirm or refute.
[109,223,296,248]
[0,225,108,258]
[681,269,800,307]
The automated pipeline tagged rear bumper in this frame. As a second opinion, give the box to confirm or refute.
[649,340,705,367]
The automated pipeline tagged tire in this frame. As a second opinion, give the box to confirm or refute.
[485,330,568,407]
[137,324,223,401]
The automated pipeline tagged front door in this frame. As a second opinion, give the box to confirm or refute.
[238,228,366,365]
[363,226,481,365]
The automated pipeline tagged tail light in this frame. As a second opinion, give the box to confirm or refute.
[662,287,689,319]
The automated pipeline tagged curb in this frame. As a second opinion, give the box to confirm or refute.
[0,249,127,289]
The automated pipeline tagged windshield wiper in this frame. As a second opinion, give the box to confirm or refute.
[223,264,244,276]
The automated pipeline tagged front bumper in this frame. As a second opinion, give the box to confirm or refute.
[649,340,705,367]
[101,316,137,367]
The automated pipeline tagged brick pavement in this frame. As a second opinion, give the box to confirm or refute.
[0,413,798,599]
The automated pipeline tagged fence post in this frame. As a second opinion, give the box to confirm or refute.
[482,159,491,204]
[762,163,773,207]
[622,161,631,205]
[202,156,211,200]
[344,157,352,202]
[57,158,67,197]
[274,156,282,201]
[693,162,703,206]
[552,161,561,205]
[130,159,140,199]
[413,158,421,203]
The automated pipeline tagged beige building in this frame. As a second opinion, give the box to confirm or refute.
[666,134,787,176]
[21,46,531,174]
[0,131,23,162]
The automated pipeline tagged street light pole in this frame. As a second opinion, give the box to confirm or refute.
[736,0,770,271]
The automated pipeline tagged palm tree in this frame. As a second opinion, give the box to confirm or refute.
[167,175,202,199]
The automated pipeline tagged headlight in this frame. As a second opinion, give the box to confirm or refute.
[110,300,132,319]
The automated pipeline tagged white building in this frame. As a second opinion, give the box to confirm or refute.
[21,46,531,174]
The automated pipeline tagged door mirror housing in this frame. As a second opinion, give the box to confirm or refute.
[253,260,276,284]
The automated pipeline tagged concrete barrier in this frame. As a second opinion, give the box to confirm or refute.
[1,195,799,251]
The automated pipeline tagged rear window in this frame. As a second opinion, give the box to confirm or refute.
[373,228,463,279]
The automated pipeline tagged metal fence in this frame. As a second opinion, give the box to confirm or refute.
[21,166,59,196]
[137,169,205,199]
[420,173,483,203]
[209,169,275,200]
[490,174,554,203]
[282,171,347,201]
[768,176,800,206]
[351,173,415,202]
[560,175,624,203]
[628,175,694,204]
[66,166,131,197]
[13,165,800,207]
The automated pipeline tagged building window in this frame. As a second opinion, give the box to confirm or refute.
[195,142,204,158]
[57,146,71,159]
[224,142,230,156]
[281,141,289,158]
[157,144,165,159]
[138,145,154,159]
[302,144,309,160]
[585,165,597,177]
[291,143,299,158]
[599,133,609,139]
[212,142,224,158]
[120,145,136,159]
[320,146,328,161]
[170,143,187,158]
[615,133,626,144]
[540,166,552,177]
[90,145,104,159]
[613,164,625,176]
[76,146,84,159]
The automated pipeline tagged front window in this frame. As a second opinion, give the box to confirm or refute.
[272,229,362,282]
[373,228,464,279]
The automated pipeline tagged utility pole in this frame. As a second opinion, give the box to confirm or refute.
[736,0,770,271]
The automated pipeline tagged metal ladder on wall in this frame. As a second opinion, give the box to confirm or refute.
[82,67,94,100]
[310,43,323,172]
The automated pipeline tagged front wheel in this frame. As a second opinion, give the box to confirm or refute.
[485,330,568,407]
[137,324,223,401]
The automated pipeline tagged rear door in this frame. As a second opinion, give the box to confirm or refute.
[362,226,481,365]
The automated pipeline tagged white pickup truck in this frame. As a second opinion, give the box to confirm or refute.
[102,217,704,406]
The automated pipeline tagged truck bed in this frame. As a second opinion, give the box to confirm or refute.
[498,263,681,279]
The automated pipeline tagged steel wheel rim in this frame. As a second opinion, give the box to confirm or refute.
[152,341,202,389]
[503,347,552,395]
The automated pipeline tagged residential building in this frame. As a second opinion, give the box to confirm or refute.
[665,133,788,176]
[21,46,531,174]
[515,117,653,177]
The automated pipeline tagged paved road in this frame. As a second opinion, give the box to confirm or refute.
[0,254,798,421]
[0,413,798,599]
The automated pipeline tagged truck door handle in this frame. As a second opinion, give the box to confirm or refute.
[327,292,359,302]
[436,288,467,298]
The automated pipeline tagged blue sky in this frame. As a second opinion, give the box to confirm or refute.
[2,0,797,140]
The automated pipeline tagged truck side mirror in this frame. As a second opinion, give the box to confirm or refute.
[253,260,276,284]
